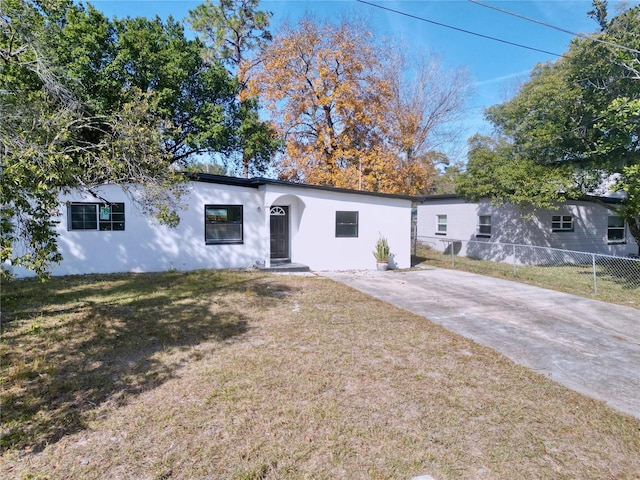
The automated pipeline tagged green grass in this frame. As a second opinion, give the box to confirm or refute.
[2,270,639,479]
[413,243,640,308]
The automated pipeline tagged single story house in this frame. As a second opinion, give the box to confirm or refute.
[12,174,414,277]
[416,194,638,260]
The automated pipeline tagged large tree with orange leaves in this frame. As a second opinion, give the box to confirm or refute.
[249,14,395,191]
[250,14,469,195]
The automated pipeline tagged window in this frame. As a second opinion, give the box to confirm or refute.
[552,215,573,232]
[436,214,447,235]
[205,205,243,244]
[478,215,492,237]
[335,211,358,237]
[607,216,626,243]
[68,203,125,231]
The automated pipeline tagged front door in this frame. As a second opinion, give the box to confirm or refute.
[270,206,289,261]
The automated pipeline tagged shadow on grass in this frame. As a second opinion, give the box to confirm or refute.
[595,258,640,290]
[410,255,427,267]
[1,270,294,453]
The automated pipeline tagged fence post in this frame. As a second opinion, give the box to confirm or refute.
[592,253,597,295]
[451,241,455,266]
[512,244,516,276]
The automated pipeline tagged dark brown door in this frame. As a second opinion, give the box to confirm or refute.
[270,206,289,260]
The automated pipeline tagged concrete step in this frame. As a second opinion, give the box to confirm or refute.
[257,262,310,273]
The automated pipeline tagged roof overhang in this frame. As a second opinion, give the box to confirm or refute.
[189,173,419,201]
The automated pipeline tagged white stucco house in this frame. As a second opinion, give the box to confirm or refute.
[12,174,415,277]
[417,194,639,259]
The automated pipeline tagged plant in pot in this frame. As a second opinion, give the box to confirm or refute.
[373,235,391,270]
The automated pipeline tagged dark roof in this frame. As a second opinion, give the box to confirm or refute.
[418,193,624,205]
[591,194,625,205]
[189,173,418,201]
[417,193,460,202]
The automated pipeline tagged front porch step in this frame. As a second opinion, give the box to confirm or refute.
[257,262,310,273]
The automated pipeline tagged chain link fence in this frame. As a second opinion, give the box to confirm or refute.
[413,235,640,305]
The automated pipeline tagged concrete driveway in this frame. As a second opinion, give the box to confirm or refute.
[321,267,640,419]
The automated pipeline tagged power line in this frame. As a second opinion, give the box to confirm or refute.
[355,0,564,58]
[469,0,640,55]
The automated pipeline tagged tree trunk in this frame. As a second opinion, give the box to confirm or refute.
[242,150,249,179]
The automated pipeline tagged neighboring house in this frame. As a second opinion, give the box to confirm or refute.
[12,174,414,277]
[417,194,638,259]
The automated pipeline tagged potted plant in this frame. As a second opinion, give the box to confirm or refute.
[373,235,391,270]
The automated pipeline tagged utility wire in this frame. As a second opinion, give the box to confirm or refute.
[356,0,564,57]
[469,0,640,55]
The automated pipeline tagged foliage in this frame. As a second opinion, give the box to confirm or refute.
[248,14,385,189]
[373,235,391,262]
[433,159,464,195]
[458,1,640,251]
[188,0,280,177]
[249,15,468,194]
[225,95,281,178]
[383,51,470,193]
[0,0,245,277]
[457,135,576,209]
[105,15,238,163]
[187,0,271,77]
[588,0,608,30]
[183,160,229,175]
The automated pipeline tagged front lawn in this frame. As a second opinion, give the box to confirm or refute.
[2,270,639,479]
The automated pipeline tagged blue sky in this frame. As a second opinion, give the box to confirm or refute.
[90,0,636,160]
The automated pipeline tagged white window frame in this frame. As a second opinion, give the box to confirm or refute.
[552,215,573,232]
[607,216,626,244]
[477,215,492,237]
[436,214,447,235]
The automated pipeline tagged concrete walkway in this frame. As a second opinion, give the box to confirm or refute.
[320,267,640,419]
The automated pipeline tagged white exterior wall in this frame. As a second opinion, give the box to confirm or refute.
[22,182,266,277]
[417,197,638,258]
[12,180,413,277]
[263,184,412,271]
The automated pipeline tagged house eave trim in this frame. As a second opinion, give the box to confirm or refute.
[190,173,418,201]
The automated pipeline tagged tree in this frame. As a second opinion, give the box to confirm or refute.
[458,1,640,252]
[249,15,469,195]
[93,14,239,164]
[188,0,280,178]
[0,0,242,276]
[188,0,271,78]
[433,159,464,195]
[457,135,576,207]
[248,14,390,190]
[383,50,470,194]
[588,0,608,30]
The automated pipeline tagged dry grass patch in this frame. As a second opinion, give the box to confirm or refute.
[2,270,639,479]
